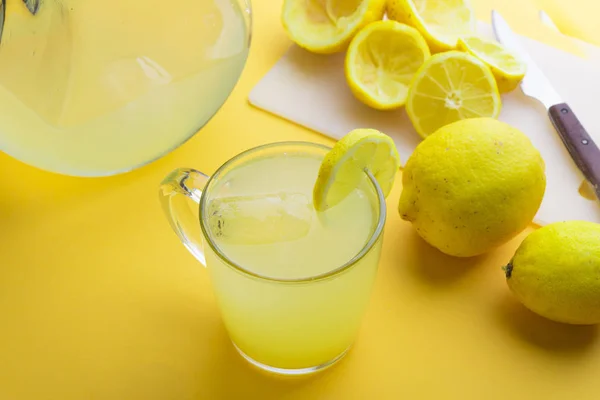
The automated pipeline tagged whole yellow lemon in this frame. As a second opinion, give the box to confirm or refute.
[506,221,600,325]
[398,118,546,257]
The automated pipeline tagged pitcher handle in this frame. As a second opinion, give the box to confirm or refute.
[159,168,209,266]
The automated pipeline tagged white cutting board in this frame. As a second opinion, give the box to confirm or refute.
[249,21,600,225]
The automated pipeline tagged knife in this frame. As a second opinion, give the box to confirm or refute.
[492,10,600,202]
[537,10,598,200]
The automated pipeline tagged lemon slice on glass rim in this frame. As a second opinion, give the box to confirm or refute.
[282,0,386,54]
[345,20,431,110]
[313,129,400,211]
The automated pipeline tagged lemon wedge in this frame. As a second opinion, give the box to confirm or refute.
[458,36,527,93]
[387,0,476,52]
[313,129,400,211]
[406,51,501,138]
[282,0,386,54]
[345,20,430,110]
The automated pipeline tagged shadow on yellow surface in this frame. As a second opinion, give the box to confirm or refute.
[495,294,598,354]
[401,229,486,286]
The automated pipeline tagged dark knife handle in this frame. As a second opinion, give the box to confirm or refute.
[549,103,600,201]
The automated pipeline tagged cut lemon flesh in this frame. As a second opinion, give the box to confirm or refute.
[314,129,400,211]
[458,36,527,93]
[387,0,476,52]
[406,51,501,138]
[282,0,386,54]
[345,20,430,110]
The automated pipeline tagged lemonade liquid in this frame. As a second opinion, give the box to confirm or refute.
[0,0,248,175]
[203,150,383,370]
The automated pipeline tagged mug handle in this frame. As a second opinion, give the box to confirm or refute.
[159,168,209,266]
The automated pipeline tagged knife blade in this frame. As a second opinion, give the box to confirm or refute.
[492,10,600,202]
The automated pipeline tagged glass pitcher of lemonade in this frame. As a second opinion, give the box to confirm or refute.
[160,142,386,375]
[0,0,251,176]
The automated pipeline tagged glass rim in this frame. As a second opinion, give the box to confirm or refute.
[198,141,387,284]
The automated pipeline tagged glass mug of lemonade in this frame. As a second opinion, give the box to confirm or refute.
[159,141,389,375]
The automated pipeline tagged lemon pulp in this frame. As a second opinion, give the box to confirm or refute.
[406,51,501,138]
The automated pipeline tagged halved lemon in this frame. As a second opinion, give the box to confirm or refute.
[406,51,501,138]
[313,129,400,211]
[345,20,430,110]
[282,0,386,54]
[458,36,527,93]
[387,0,476,52]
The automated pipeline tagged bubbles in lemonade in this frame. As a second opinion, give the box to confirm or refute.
[0,0,249,175]
[203,151,383,370]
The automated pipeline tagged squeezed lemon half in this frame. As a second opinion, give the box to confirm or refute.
[387,0,476,52]
[282,0,386,54]
[345,20,430,110]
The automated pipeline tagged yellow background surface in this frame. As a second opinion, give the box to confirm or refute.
[1,1,599,399]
